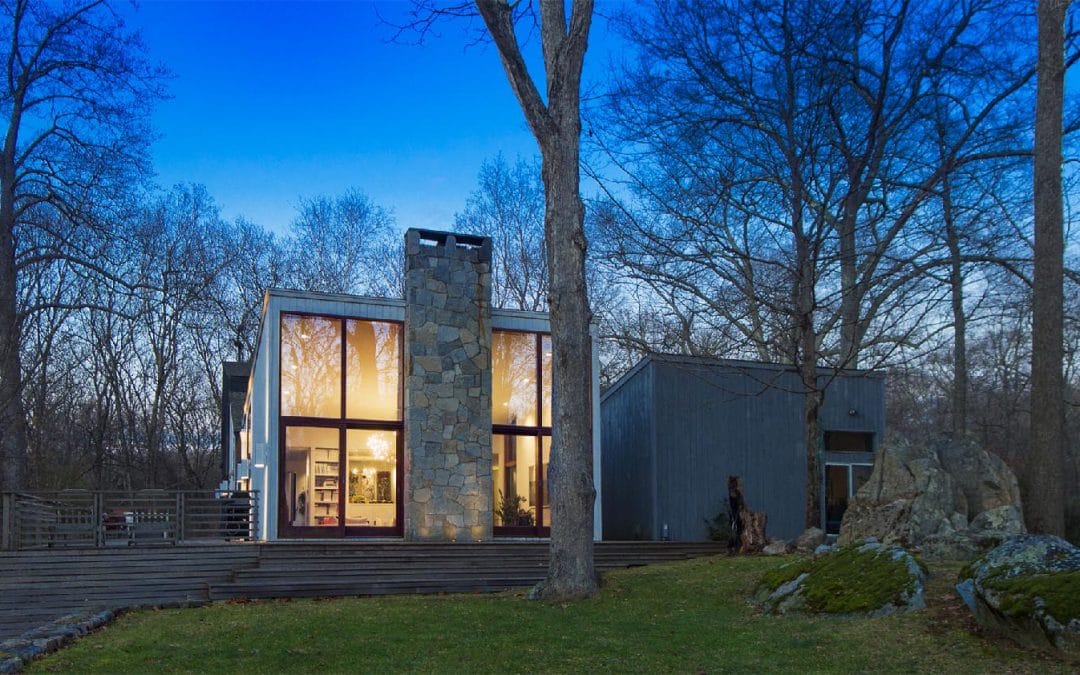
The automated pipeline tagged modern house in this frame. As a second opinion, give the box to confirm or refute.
[220,229,602,541]
[600,355,885,541]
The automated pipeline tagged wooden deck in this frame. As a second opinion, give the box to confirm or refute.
[0,541,725,640]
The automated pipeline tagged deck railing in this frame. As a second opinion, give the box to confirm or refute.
[0,490,258,550]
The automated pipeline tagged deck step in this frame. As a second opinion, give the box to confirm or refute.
[0,541,725,640]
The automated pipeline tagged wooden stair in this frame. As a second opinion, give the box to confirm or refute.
[208,541,726,600]
[0,541,725,640]
[0,545,259,639]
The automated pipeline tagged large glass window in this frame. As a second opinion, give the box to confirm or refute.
[281,315,342,418]
[492,331,537,426]
[492,330,551,535]
[283,427,340,528]
[346,320,402,421]
[541,336,552,427]
[346,429,398,528]
[279,313,403,537]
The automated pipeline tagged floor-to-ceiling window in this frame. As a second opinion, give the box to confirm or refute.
[491,330,552,536]
[279,313,403,537]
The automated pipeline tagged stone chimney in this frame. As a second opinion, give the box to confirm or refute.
[403,229,493,541]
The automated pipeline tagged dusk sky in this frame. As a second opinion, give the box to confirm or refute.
[121,1,624,235]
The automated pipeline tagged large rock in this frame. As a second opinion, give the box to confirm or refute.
[938,437,1022,518]
[956,535,1080,654]
[839,437,1024,560]
[839,438,967,547]
[754,540,926,617]
[921,505,1026,561]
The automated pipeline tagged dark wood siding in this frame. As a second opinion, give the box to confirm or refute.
[652,361,806,541]
[601,356,886,542]
[600,361,655,539]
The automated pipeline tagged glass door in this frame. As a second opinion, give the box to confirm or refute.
[824,463,874,534]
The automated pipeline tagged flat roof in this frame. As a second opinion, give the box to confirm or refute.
[601,353,886,404]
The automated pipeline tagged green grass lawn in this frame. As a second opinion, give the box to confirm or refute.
[30,555,1077,673]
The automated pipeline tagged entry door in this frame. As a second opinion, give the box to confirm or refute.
[824,464,873,534]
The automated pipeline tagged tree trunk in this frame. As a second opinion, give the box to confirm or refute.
[538,129,598,599]
[838,191,860,369]
[0,152,28,493]
[794,215,821,530]
[942,177,968,438]
[728,475,767,554]
[1025,0,1067,536]
[474,0,597,600]
[802,359,823,530]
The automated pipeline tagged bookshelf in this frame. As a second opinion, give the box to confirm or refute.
[311,446,339,524]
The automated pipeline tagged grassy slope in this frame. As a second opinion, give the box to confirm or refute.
[30,555,1076,674]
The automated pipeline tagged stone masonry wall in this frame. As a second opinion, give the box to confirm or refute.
[403,229,493,541]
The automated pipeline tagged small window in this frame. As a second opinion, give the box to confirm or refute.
[824,431,873,452]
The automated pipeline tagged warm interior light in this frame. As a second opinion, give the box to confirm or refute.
[366,432,391,461]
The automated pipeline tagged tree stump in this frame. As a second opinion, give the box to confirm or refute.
[728,475,768,554]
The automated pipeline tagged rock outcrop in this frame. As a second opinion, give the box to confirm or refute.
[794,527,826,552]
[956,535,1080,654]
[762,539,790,556]
[754,540,926,617]
[838,437,1024,560]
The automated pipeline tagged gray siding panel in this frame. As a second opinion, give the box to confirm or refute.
[600,363,654,539]
[601,356,887,543]
[817,373,886,446]
[652,362,806,541]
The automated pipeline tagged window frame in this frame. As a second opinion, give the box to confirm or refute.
[492,329,552,537]
[277,311,405,539]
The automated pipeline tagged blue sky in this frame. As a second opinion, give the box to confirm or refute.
[121,1,623,235]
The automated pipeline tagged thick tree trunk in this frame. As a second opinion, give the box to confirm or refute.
[801,358,822,530]
[474,0,597,600]
[537,131,598,600]
[1025,0,1067,536]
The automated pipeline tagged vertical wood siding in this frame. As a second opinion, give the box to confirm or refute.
[601,357,885,542]
[600,362,655,539]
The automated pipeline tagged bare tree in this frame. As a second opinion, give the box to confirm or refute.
[283,190,398,297]
[0,0,164,491]
[591,0,1046,528]
[455,154,548,311]
[467,0,598,599]
[1025,0,1069,536]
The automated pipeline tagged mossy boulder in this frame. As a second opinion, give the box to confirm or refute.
[754,540,927,617]
[956,535,1080,654]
